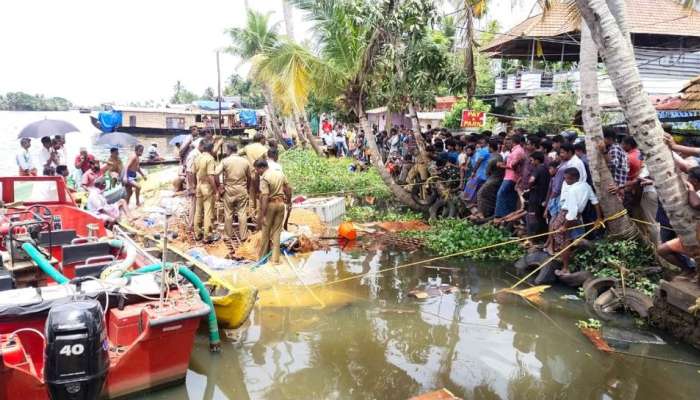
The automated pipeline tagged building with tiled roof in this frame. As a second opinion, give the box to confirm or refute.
[482,0,700,112]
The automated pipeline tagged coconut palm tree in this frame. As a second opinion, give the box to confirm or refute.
[291,0,424,209]
[226,10,287,145]
[575,0,700,256]
[250,38,324,155]
[449,0,489,102]
[537,0,638,238]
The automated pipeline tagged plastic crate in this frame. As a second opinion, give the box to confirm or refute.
[295,197,346,223]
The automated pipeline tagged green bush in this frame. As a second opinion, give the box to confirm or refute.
[280,149,391,199]
[573,239,658,296]
[442,98,496,130]
[404,219,523,261]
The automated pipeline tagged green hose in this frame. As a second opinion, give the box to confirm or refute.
[21,244,220,350]
[127,264,221,350]
[21,243,69,284]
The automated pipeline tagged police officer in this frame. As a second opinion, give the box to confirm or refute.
[217,142,251,240]
[239,133,269,209]
[193,141,220,242]
[255,159,291,265]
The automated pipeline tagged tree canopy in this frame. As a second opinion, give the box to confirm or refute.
[0,92,72,111]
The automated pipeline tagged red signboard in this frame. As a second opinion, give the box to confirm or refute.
[461,110,485,128]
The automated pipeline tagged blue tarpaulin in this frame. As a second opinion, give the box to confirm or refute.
[238,109,257,126]
[97,111,122,133]
[193,100,232,111]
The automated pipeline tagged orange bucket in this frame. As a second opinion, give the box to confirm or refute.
[338,221,358,241]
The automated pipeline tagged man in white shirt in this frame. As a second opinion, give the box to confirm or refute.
[558,142,587,184]
[16,138,36,176]
[37,136,56,175]
[266,148,283,172]
[87,178,131,227]
[553,167,603,275]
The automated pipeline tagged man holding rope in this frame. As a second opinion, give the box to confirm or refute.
[548,167,603,276]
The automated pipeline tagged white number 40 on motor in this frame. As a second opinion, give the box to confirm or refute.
[59,344,85,356]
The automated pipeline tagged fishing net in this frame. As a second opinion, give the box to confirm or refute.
[235,232,263,261]
[288,208,326,235]
[377,220,430,233]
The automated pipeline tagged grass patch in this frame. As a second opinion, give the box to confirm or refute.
[403,219,524,261]
[280,149,390,199]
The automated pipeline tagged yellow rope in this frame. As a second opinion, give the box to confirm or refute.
[318,210,627,289]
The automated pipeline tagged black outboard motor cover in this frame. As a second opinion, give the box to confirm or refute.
[44,299,109,400]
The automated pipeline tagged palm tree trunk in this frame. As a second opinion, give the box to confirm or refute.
[579,23,637,239]
[292,114,309,148]
[282,0,295,41]
[463,6,477,103]
[300,112,324,156]
[359,106,423,210]
[408,103,429,163]
[384,108,392,132]
[576,0,700,256]
[261,87,287,147]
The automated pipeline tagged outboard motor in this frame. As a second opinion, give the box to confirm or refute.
[44,299,109,400]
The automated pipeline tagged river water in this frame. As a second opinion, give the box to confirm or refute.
[0,111,178,171]
[140,245,700,400]
[3,111,700,399]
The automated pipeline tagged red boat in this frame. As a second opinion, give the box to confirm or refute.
[0,176,216,399]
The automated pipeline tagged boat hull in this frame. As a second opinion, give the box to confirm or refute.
[0,292,208,400]
[90,116,251,136]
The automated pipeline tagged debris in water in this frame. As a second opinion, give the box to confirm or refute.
[495,285,549,306]
[578,326,614,353]
[408,284,459,299]
[602,326,666,345]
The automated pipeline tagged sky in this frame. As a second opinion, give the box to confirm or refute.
[0,0,533,106]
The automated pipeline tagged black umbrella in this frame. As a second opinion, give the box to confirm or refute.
[17,119,80,139]
[95,132,138,147]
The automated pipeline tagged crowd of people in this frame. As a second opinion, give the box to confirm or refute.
[326,119,699,282]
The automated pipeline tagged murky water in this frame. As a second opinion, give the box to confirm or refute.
[137,244,700,400]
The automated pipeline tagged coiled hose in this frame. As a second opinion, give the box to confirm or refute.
[21,244,220,351]
[127,264,221,351]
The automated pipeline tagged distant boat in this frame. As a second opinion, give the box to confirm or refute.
[90,104,262,136]
[79,108,91,113]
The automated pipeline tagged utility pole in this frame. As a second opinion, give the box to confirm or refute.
[217,50,222,136]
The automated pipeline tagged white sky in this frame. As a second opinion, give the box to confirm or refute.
[0,0,533,106]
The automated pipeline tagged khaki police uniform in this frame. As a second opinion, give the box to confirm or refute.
[216,154,251,240]
[258,169,288,264]
[238,142,269,209]
[193,152,217,239]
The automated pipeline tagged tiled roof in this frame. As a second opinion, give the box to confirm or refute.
[483,0,700,53]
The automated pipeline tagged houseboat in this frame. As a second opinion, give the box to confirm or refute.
[91,102,262,136]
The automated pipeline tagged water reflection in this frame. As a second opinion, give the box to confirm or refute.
[145,244,700,400]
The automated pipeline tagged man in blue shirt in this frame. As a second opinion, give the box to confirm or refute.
[464,135,490,203]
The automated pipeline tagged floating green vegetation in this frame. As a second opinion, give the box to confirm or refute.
[576,318,602,330]
[345,205,423,223]
[404,219,524,261]
[280,149,390,199]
